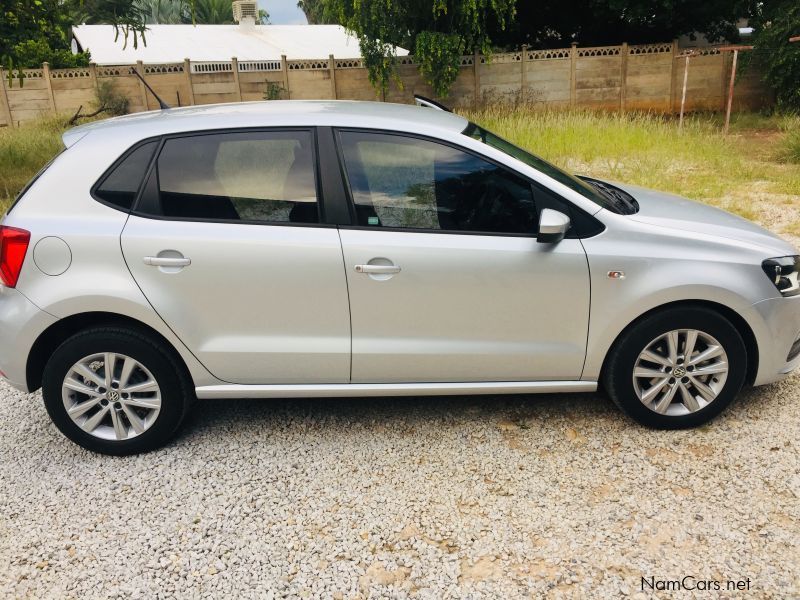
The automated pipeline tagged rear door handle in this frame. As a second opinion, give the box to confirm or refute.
[143,256,192,267]
[354,264,401,274]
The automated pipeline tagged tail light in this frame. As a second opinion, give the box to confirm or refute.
[0,226,31,288]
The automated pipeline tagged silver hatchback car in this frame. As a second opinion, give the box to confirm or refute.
[2,100,799,454]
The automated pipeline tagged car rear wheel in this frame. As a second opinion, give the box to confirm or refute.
[603,307,747,428]
[42,327,192,455]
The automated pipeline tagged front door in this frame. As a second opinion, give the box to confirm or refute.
[335,130,590,383]
[121,129,351,384]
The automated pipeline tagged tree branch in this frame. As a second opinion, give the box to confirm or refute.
[68,104,111,125]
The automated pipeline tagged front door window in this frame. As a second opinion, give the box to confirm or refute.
[338,131,538,235]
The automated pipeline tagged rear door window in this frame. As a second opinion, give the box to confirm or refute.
[143,130,319,224]
[94,141,158,211]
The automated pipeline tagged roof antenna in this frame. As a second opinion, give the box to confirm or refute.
[130,67,171,109]
[414,95,451,112]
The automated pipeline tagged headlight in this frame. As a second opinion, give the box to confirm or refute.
[762,256,800,297]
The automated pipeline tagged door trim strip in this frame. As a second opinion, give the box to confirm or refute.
[195,380,597,399]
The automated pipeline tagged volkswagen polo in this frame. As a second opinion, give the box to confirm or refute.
[1,100,798,454]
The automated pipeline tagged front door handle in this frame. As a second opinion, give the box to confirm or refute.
[354,264,401,274]
[143,256,191,267]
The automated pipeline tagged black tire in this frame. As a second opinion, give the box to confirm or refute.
[603,306,747,429]
[42,327,193,455]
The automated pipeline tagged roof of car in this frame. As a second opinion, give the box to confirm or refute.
[63,100,469,147]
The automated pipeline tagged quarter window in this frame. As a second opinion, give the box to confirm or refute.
[338,131,537,235]
[95,141,157,210]
[148,130,319,223]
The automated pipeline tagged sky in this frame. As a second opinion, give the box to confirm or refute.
[261,0,308,24]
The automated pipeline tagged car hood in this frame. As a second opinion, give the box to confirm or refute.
[609,182,796,256]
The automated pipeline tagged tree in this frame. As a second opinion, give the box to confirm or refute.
[193,0,235,23]
[2,0,267,82]
[488,0,744,48]
[746,0,800,109]
[135,0,269,24]
[2,0,151,79]
[297,0,333,24]
[1,0,90,74]
[137,0,187,24]
[325,0,516,98]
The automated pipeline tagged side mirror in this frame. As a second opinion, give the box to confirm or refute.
[537,209,571,244]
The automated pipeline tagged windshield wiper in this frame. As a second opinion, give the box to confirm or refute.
[578,177,639,215]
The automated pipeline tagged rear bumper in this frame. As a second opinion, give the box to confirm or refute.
[0,286,57,392]
[752,295,800,386]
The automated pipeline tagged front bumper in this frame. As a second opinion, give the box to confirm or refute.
[0,286,57,392]
[752,295,800,386]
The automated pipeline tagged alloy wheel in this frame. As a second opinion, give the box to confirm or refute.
[632,329,729,416]
[61,352,162,441]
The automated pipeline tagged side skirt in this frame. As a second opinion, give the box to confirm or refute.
[195,380,597,399]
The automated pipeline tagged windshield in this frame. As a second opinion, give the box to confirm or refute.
[462,122,631,214]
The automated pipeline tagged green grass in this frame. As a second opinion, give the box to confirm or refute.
[2,109,799,227]
[0,117,68,215]
[776,115,800,164]
[459,107,800,223]
[780,130,800,164]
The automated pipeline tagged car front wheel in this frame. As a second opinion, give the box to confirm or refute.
[603,306,747,429]
[42,327,192,455]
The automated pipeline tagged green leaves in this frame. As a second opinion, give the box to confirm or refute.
[135,0,268,25]
[298,0,332,24]
[1,0,90,84]
[748,0,800,110]
[415,31,462,98]
[328,0,515,98]
[488,0,743,48]
[80,0,149,49]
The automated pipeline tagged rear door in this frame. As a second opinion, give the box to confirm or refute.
[120,128,351,384]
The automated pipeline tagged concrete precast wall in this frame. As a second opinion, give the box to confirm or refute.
[0,42,769,127]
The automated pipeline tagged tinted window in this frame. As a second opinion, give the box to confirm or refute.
[339,131,537,235]
[95,141,157,210]
[152,131,318,223]
[462,123,629,213]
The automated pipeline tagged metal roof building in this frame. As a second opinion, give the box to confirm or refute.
[72,23,408,65]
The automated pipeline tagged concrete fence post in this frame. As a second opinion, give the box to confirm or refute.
[0,69,13,128]
[720,51,729,111]
[520,45,528,104]
[280,55,290,99]
[135,60,148,110]
[473,50,481,107]
[569,43,578,107]
[89,63,98,95]
[619,42,629,111]
[42,62,57,114]
[231,57,242,102]
[669,39,679,112]
[329,54,337,99]
[183,59,195,105]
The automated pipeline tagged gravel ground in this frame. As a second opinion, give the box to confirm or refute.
[1,373,798,599]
